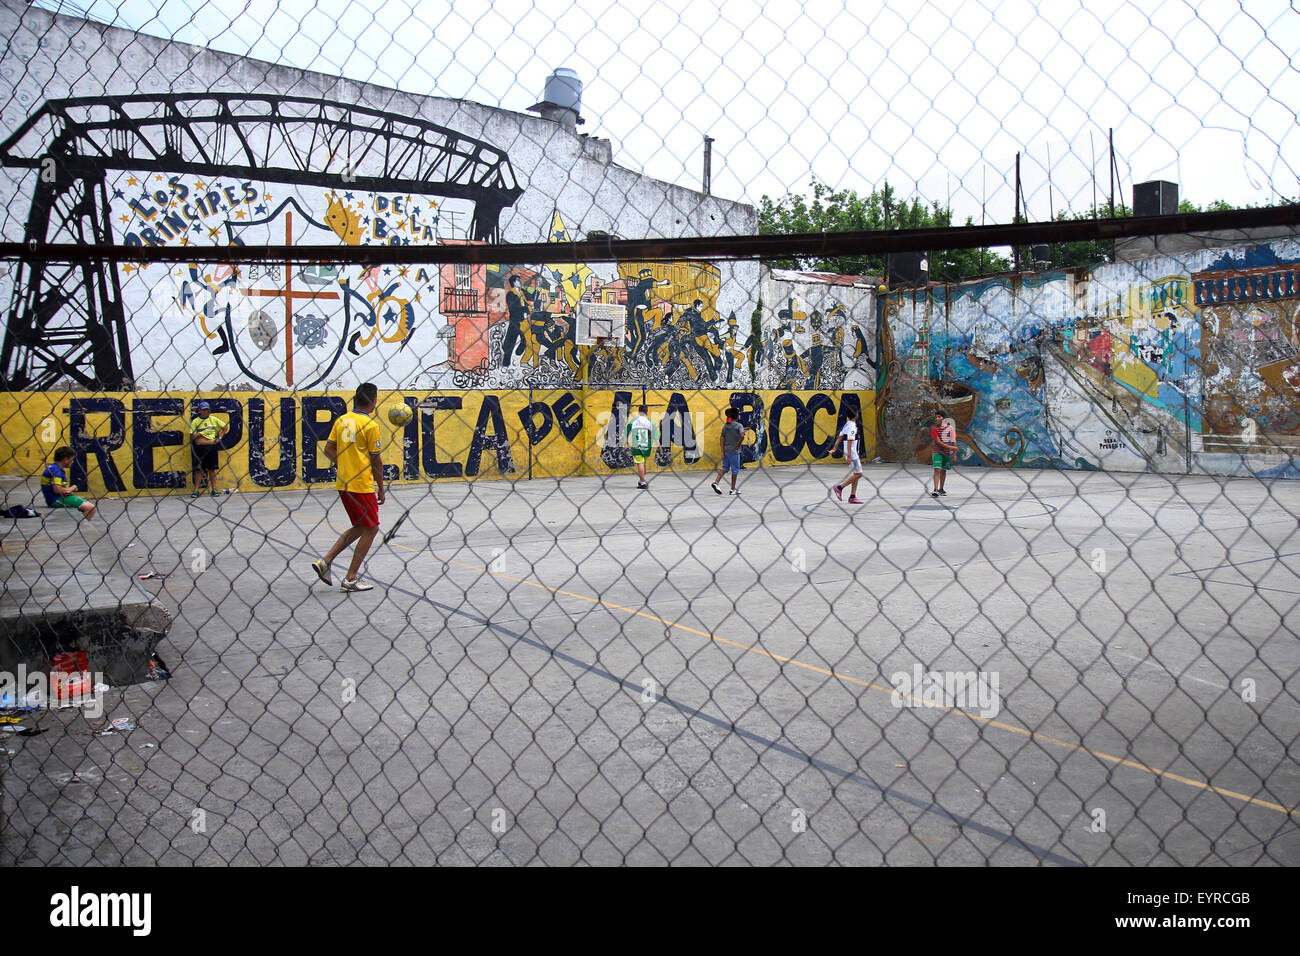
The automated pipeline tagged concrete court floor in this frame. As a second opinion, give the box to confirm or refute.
[1,462,1297,865]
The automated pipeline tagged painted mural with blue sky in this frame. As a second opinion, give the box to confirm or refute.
[886,239,1298,477]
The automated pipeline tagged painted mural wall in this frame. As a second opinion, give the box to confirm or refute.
[880,238,1300,478]
[758,271,878,392]
[0,388,876,496]
[0,2,797,396]
[0,3,1293,488]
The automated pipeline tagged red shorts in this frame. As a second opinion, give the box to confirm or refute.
[338,491,380,529]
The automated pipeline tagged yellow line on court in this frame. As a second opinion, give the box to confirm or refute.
[289,498,1296,819]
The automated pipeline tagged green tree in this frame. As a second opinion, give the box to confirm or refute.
[1031,197,1294,270]
[758,179,1009,281]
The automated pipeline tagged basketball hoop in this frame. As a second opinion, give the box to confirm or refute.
[576,301,625,347]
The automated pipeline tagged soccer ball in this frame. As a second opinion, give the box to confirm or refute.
[387,403,413,426]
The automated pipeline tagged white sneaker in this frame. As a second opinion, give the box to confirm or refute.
[311,560,332,586]
[711,482,722,495]
[340,578,374,592]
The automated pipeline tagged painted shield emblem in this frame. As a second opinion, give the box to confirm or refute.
[249,309,277,350]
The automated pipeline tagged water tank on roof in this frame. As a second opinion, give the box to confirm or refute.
[529,68,584,131]
[544,67,582,114]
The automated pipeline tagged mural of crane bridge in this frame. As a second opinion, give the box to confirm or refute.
[0,93,523,392]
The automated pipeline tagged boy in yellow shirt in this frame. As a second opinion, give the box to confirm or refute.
[311,383,385,592]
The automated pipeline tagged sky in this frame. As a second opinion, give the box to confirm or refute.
[35,0,1300,225]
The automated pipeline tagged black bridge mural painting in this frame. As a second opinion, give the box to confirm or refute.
[0,94,522,392]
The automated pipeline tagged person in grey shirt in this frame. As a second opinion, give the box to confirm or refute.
[711,406,745,496]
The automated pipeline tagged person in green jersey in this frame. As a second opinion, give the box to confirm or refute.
[625,405,658,490]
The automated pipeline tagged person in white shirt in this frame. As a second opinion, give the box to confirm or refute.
[829,413,865,503]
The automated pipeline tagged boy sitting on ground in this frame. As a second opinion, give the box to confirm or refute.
[40,446,96,520]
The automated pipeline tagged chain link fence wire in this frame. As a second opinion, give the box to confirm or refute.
[0,0,1297,865]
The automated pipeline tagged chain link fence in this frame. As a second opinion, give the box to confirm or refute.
[0,0,1297,865]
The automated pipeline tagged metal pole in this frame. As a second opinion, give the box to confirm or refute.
[1014,151,1022,273]
[1109,127,1117,262]
[1090,131,1097,215]
[1047,142,1055,221]
[1108,128,1115,219]
[703,136,714,196]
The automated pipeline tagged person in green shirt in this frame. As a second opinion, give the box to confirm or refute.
[625,405,658,490]
[190,400,229,497]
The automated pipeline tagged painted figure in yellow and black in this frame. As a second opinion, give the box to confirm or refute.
[501,275,528,367]
[720,312,749,384]
[683,298,721,380]
[802,309,826,390]
[776,310,808,389]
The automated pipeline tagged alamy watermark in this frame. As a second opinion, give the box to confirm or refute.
[0,665,105,718]
[890,664,1000,718]
[49,886,151,936]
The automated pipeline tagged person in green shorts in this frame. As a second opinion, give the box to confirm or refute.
[928,415,957,497]
[40,446,96,520]
[625,404,658,490]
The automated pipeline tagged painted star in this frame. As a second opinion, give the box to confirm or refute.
[413,292,421,303]
[192,223,202,234]
[383,307,396,324]
[363,217,370,225]
[208,227,219,239]
[264,193,272,202]
[234,209,246,219]
[427,201,438,209]
[180,236,191,246]
[427,284,436,293]
[383,267,391,276]
[122,264,136,275]
[344,192,354,201]
[396,219,406,231]
[155,175,165,182]
[553,230,566,241]
[113,189,124,199]
[126,176,138,186]
[398,267,409,277]
[194,181,206,190]
[119,215,129,223]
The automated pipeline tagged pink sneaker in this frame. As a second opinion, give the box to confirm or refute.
[848,496,864,504]
[832,485,843,501]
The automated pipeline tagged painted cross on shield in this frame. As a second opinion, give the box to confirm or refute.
[223,197,348,390]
